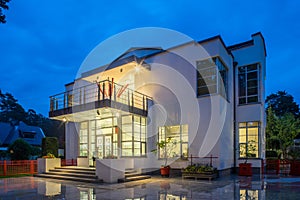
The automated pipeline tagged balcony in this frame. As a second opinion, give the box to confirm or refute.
[49,80,152,119]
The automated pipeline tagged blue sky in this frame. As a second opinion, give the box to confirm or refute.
[0,0,299,116]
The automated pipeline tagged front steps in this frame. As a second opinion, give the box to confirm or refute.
[118,168,151,182]
[35,167,151,183]
[34,167,102,183]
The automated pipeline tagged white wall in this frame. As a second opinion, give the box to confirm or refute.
[134,40,234,170]
[65,122,79,160]
[232,33,266,164]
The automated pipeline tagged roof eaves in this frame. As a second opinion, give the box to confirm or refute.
[198,35,234,58]
[227,40,254,51]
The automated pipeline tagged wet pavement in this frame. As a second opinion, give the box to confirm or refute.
[0,175,300,199]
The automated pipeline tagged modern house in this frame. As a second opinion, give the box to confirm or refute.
[49,32,266,177]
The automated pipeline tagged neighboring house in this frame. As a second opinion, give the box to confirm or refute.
[0,121,45,149]
[49,32,266,174]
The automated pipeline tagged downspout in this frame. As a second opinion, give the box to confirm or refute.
[233,61,238,173]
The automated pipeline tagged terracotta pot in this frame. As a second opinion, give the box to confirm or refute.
[239,163,252,176]
[160,166,170,177]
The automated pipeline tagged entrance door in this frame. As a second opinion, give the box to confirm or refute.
[96,135,112,158]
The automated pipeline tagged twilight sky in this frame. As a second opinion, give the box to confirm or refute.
[0,0,299,116]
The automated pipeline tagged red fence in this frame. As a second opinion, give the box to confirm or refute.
[265,159,300,176]
[61,159,77,166]
[0,159,78,177]
[0,160,37,176]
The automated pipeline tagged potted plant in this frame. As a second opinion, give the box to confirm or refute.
[239,140,257,176]
[152,137,178,177]
[38,152,61,173]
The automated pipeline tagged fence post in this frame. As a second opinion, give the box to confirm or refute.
[276,159,280,175]
[30,160,34,174]
[3,160,7,176]
[72,158,74,166]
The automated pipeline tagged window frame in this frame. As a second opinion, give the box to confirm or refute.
[238,63,260,105]
[196,56,228,99]
[158,124,188,159]
[238,121,260,159]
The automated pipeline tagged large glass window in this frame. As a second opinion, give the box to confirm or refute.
[239,122,259,158]
[121,115,147,157]
[238,64,259,104]
[197,57,228,98]
[79,122,88,156]
[158,125,188,158]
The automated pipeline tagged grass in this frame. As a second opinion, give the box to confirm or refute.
[0,174,33,179]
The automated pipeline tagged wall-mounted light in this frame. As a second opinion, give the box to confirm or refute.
[62,117,67,122]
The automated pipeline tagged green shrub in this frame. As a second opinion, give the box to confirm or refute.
[266,150,278,158]
[8,139,32,160]
[42,137,58,157]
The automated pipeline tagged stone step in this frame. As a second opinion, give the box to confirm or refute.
[125,172,143,178]
[34,173,102,183]
[125,168,137,174]
[46,171,97,179]
[50,168,96,175]
[118,175,151,183]
[55,166,96,172]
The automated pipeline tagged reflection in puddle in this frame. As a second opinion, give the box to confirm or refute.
[79,188,96,200]
[1,176,300,199]
[38,181,61,196]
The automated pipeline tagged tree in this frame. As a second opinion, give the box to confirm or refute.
[0,90,65,148]
[266,91,300,118]
[0,90,27,122]
[266,107,280,150]
[8,139,32,160]
[276,113,300,158]
[0,0,10,24]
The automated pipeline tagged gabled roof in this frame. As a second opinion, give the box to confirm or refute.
[0,121,45,147]
[0,122,11,144]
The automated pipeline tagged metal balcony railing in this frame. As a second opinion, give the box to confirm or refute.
[50,80,152,113]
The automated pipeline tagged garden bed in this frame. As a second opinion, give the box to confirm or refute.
[181,164,218,181]
[182,172,218,181]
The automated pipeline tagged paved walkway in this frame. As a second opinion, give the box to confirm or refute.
[1,175,300,199]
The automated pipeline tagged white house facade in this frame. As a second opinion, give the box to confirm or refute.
[49,32,266,176]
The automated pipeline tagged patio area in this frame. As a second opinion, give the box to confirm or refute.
[1,174,300,199]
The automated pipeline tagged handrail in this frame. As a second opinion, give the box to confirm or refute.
[49,80,152,112]
[50,79,152,99]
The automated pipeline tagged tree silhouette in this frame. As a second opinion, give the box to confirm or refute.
[266,90,300,118]
[0,89,65,148]
[0,0,10,24]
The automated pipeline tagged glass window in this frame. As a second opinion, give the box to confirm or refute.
[239,122,259,158]
[238,64,259,104]
[158,124,188,159]
[121,115,147,157]
[79,122,88,156]
[197,57,228,98]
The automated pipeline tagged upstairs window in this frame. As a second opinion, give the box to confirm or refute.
[238,64,259,104]
[197,57,228,98]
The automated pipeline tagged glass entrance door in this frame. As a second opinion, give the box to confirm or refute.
[96,134,113,158]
